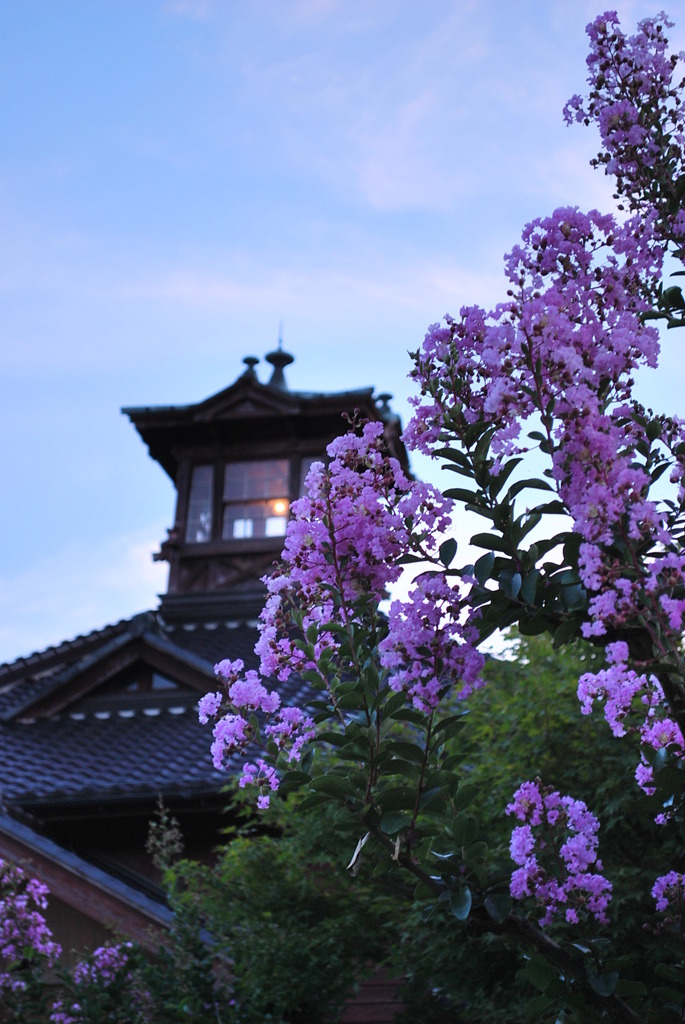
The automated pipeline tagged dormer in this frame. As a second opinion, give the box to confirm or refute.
[123,347,408,624]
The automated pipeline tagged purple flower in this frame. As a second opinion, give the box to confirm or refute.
[506,782,612,927]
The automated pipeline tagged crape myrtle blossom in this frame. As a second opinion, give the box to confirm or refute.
[72,942,133,986]
[406,85,685,829]
[406,207,664,531]
[506,781,612,927]
[256,421,455,687]
[577,657,682,800]
[50,943,136,1024]
[652,871,685,916]
[405,203,685,693]
[199,420,480,805]
[379,572,484,712]
[197,658,315,808]
[400,11,685,937]
[0,858,61,995]
[563,11,685,245]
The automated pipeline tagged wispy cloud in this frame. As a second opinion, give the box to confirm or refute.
[0,525,168,665]
[162,0,213,20]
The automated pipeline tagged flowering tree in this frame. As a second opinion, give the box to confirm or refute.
[0,861,145,1024]
[199,12,685,1022]
[0,858,61,1024]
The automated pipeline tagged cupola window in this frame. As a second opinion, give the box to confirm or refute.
[222,459,290,540]
[185,465,214,542]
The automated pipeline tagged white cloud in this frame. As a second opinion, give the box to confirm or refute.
[0,525,168,665]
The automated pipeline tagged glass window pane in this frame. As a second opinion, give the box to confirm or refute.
[265,515,287,537]
[186,465,214,542]
[300,455,325,496]
[223,499,289,540]
[224,460,289,501]
[152,673,178,690]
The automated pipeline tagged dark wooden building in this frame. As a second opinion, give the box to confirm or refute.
[0,347,406,1010]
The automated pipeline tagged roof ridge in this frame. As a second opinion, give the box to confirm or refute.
[0,612,160,676]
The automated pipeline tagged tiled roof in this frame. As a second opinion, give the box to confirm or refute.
[0,612,311,809]
[0,708,220,804]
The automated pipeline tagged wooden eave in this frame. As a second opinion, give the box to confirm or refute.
[0,811,172,951]
[123,378,378,481]
[9,631,215,722]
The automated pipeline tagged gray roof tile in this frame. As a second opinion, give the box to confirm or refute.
[0,612,311,808]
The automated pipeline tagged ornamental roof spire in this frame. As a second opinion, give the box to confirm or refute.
[265,328,294,390]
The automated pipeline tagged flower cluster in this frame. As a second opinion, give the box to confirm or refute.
[563,11,685,245]
[198,658,315,807]
[257,421,454,686]
[72,942,132,987]
[404,13,685,839]
[652,871,685,915]
[0,858,61,995]
[507,781,612,927]
[50,944,135,1024]
[380,572,484,711]
[200,421,478,805]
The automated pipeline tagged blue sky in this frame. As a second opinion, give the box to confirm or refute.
[1,0,683,662]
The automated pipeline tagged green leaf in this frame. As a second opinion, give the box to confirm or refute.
[520,569,540,604]
[433,712,469,740]
[465,503,498,522]
[453,781,479,811]
[588,972,619,998]
[506,477,554,500]
[379,810,413,834]
[524,995,554,1020]
[386,740,427,764]
[520,956,559,993]
[419,786,446,811]
[661,285,685,311]
[474,550,496,584]
[382,691,410,719]
[529,499,566,515]
[377,786,417,812]
[278,770,312,790]
[517,512,542,542]
[452,814,479,846]
[336,691,367,710]
[442,462,476,478]
[443,487,481,503]
[489,457,523,498]
[439,537,458,567]
[394,707,428,726]
[559,582,587,612]
[653,746,669,772]
[499,570,522,599]
[309,774,356,798]
[484,893,512,923]
[563,533,582,564]
[553,618,580,648]
[435,446,470,467]
[474,426,497,462]
[518,612,553,636]
[296,791,333,811]
[450,886,472,920]
[471,533,511,553]
[316,730,347,747]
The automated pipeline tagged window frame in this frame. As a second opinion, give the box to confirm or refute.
[221,459,291,541]
[180,454,322,547]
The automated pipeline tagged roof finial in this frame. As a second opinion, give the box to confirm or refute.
[265,325,294,390]
[241,356,259,379]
